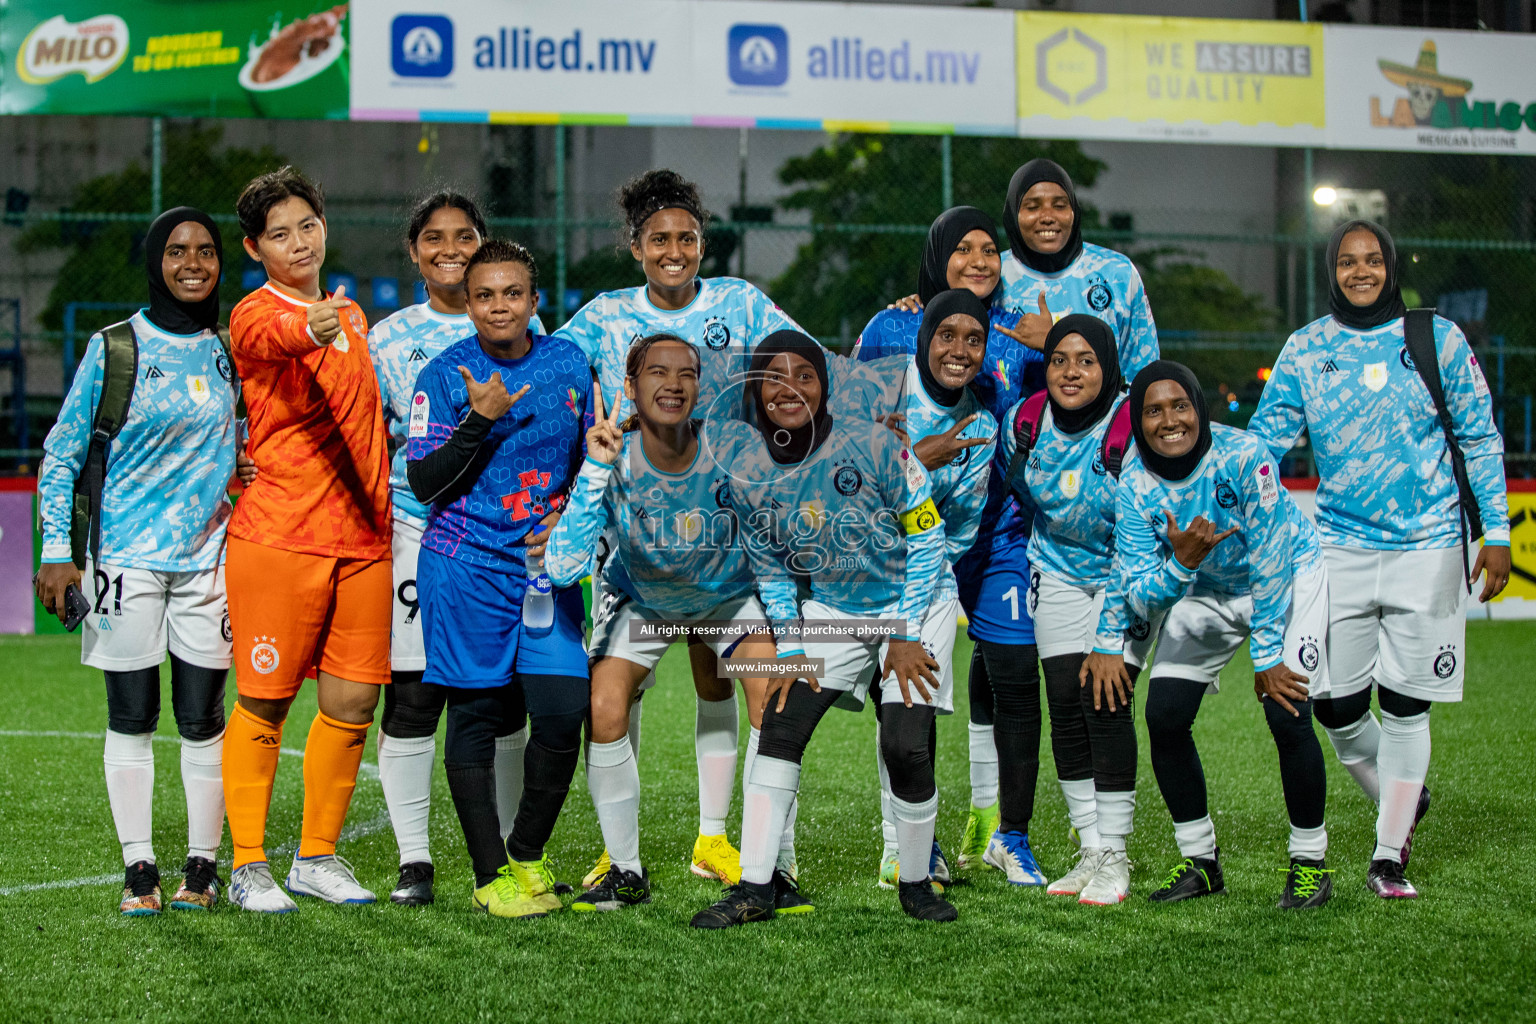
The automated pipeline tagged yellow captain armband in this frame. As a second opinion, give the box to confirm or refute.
[900,498,942,535]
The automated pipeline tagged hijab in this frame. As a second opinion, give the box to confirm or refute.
[1003,158,1084,275]
[749,330,833,465]
[917,289,990,408]
[144,206,222,335]
[1128,360,1211,482]
[918,206,999,306]
[1044,314,1121,435]
[1326,218,1408,331]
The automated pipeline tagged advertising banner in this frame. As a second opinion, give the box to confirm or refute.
[686,1,1014,134]
[0,489,34,635]
[1,0,350,118]
[1324,25,1536,155]
[1015,11,1324,146]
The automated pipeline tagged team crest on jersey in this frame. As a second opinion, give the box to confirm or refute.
[1399,346,1416,371]
[251,636,280,675]
[1091,451,1107,476]
[187,375,211,406]
[1085,274,1113,312]
[714,481,733,509]
[703,317,731,351]
[348,310,366,338]
[215,352,234,383]
[1128,616,1151,642]
[1297,635,1320,672]
[409,393,430,438]
[1060,470,1081,499]
[1433,645,1457,679]
[1215,481,1238,509]
[1255,463,1279,509]
[1361,362,1389,392]
[915,505,938,531]
[221,613,232,643]
[834,465,863,497]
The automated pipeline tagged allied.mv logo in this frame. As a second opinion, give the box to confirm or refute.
[728,24,788,87]
[392,14,453,78]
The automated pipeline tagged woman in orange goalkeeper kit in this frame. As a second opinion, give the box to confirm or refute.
[222,166,392,913]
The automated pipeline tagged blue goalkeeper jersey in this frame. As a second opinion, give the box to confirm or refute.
[724,415,946,652]
[1114,424,1322,672]
[553,278,803,424]
[1247,312,1508,550]
[1000,243,1160,384]
[39,311,237,571]
[545,421,754,617]
[406,334,590,575]
[372,301,544,528]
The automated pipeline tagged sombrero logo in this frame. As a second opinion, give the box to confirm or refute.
[1370,39,1536,143]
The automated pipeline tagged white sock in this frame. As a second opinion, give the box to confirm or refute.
[628,695,644,763]
[1060,777,1101,849]
[1290,823,1328,862]
[890,792,939,884]
[1096,788,1134,853]
[180,732,225,863]
[104,730,156,866]
[1373,711,1431,863]
[377,733,436,865]
[1323,711,1382,805]
[968,722,999,810]
[875,720,897,852]
[587,737,642,873]
[747,727,798,872]
[1173,815,1216,860]
[695,694,739,837]
[495,727,528,841]
[740,755,800,886]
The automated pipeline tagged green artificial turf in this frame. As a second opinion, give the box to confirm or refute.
[1,623,1533,1023]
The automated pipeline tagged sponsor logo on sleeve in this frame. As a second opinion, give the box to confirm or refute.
[1255,462,1279,509]
[409,392,430,438]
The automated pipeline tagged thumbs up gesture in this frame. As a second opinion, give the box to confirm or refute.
[307,284,352,346]
[997,292,1054,352]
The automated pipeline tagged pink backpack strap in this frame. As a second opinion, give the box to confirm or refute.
[1012,390,1049,455]
[1101,397,1134,478]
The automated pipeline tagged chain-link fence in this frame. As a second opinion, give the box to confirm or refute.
[1,115,1532,474]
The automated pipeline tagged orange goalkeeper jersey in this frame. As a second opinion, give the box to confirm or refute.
[227,283,391,559]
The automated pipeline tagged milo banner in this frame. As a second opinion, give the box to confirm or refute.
[1,0,349,118]
[1324,25,1536,154]
[1015,11,1325,146]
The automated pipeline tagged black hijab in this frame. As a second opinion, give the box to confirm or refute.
[1326,218,1407,331]
[918,206,1000,306]
[749,330,833,465]
[917,289,990,408]
[144,206,222,335]
[1044,314,1121,435]
[1128,361,1211,482]
[1003,158,1084,275]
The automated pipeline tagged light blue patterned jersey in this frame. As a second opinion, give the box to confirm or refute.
[1000,243,1160,382]
[1001,397,1133,650]
[1114,424,1322,671]
[545,421,754,617]
[1247,313,1508,550]
[833,356,995,602]
[722,415,945,653]
[39,311,237,571]
[372,304,545,527]
[553,278,802,423]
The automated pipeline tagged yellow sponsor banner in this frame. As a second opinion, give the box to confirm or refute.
[1016,11,1325,146]
[1496,491,1536,604]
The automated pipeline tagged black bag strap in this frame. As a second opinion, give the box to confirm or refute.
[70,320,138,569]
[1404,308,1484,590]
[215,323,247,419]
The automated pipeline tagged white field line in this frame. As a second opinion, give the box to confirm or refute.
[0,728,388,897]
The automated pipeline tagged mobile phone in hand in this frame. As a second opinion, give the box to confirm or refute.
[63,583,91,632]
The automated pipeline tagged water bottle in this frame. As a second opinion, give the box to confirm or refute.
[523,551,555,631]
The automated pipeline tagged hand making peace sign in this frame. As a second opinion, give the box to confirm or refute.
[586,385,625,465]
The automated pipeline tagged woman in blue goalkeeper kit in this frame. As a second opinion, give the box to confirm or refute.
[856,207,1044,876]
[35,206,239,916]
[998,314,1149,905]
[1247,219,1510,901]
[690,330,956,928]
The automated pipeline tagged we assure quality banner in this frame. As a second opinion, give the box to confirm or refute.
[1,0,350,118]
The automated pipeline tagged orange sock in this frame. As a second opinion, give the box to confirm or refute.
[223,703,283,869]
[298,711,370,858]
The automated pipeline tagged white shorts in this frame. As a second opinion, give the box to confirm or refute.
[81,562,232,672]
[590,590,771,673]
[1030,569,1159,669]
[390,518,426,672]
[1323,544,1468,703]
[800,596,961,715]
[1149,563,1331,698]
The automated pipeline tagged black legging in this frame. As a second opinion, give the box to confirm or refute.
[383,671,524,739]
[977,640,1041,834]
[104,654,225,740]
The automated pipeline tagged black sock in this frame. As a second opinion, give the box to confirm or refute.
[505,739,579,863]
[445,763,503,886]
[1145,678,1209,823]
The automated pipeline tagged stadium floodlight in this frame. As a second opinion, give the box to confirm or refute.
[1312,185,1339,207]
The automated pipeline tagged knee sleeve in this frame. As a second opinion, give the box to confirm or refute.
[879,704,938,803]
[1378,686,1432,719]
[967,645,995,727]
[1263,696,1317,747]
[1313,688,1372,730]
[757,684,841,764]
[383,673,447,739]
[168,654,226,741]
[443,689,505,766]
[528,708,585,753]
[104,667,161,735]
[983,640,1041,725]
